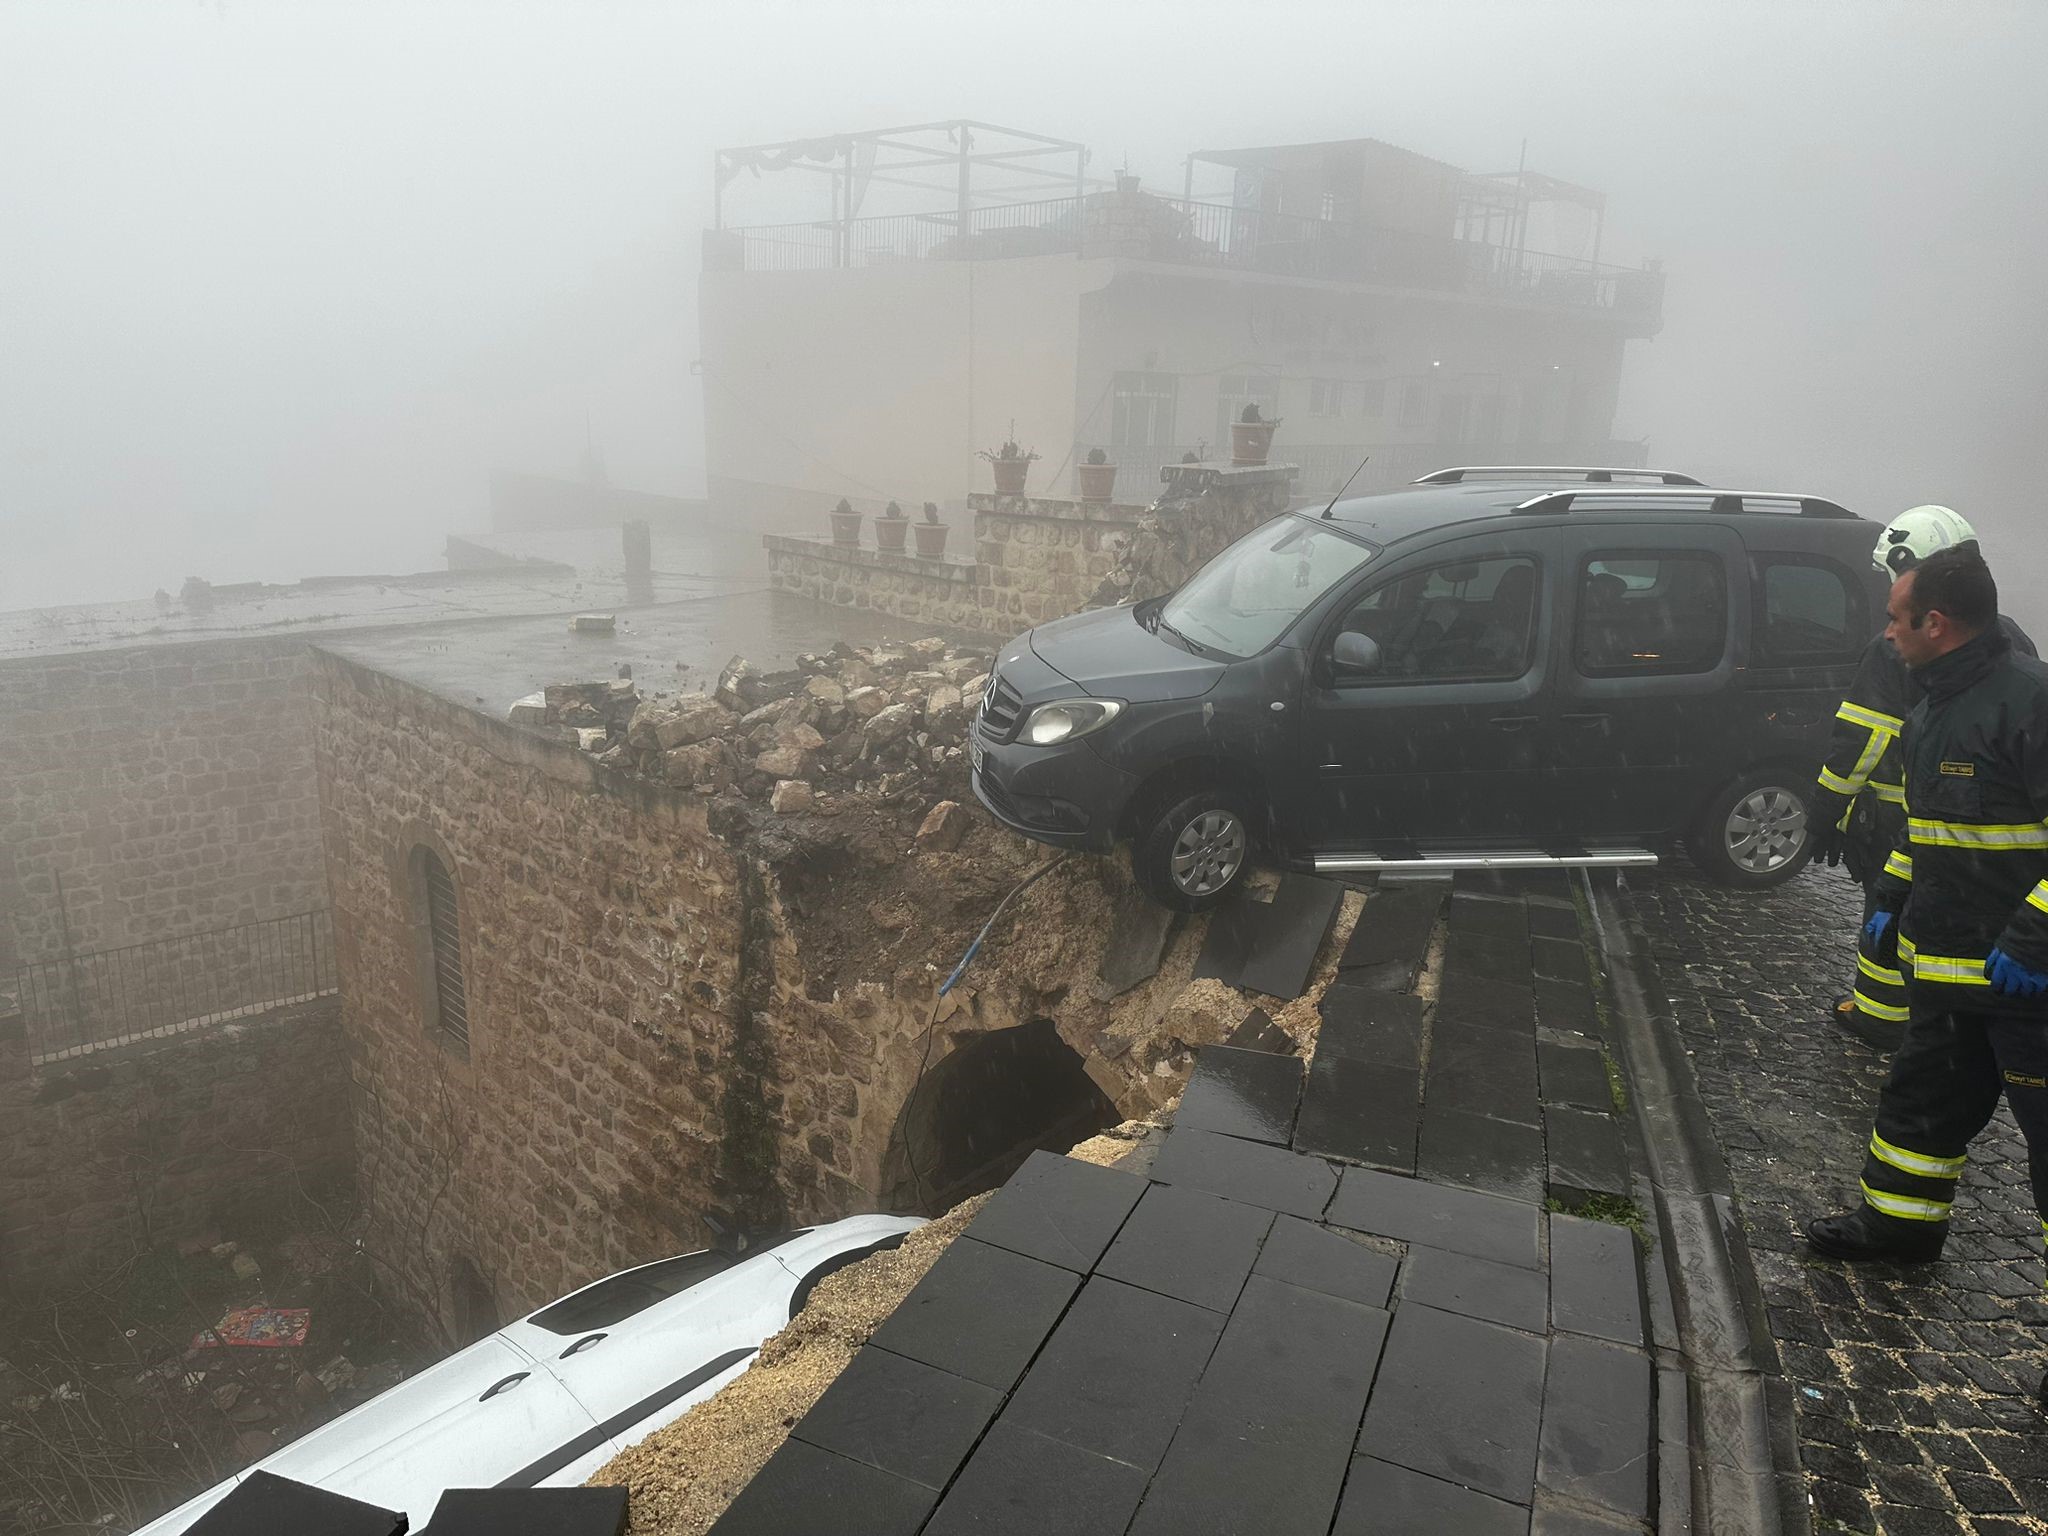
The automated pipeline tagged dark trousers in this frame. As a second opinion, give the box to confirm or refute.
[1849,885,1910,1031]
[1860,1004,2048,1230]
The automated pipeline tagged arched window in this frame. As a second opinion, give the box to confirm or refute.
[415,847,469,1051]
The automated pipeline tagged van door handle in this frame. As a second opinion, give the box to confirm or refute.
[1490,715,1540,732]
[1562,712,1610,728]
[480,1372,530,1401]
[560,1333,607,1358]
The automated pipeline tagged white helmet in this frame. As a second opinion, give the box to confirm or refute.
[1873,505,1977,577]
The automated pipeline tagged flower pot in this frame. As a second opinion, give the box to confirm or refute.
[913,521,950,559]
[1076,462,1118,503]
[829,509,863,548]
[874,515,909,554]
[990,458,1031,495]
[1230,421,1278,465]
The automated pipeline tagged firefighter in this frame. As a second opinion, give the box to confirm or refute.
[1805,542,2048,1269]
[1807,507,2035,1051]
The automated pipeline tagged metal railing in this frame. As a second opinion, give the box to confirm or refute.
[13,909,338,1064]
[720,194,1662,321]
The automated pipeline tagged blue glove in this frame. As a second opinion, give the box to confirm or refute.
[1863,911,1893,947]
[1986,948,2048,999]
[1863,910,1900,971]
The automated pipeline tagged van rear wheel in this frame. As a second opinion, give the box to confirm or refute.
[1687,770,1814,889]
[1133,789,1250,912]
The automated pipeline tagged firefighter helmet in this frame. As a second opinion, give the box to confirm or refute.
[1873,505,1977,577]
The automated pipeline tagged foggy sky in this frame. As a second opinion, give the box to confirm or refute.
[4,0,2045,620]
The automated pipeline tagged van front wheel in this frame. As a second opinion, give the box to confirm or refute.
[1132,790,1250,912]
[1687,771,1815,889]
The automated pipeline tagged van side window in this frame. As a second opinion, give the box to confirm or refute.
[1754,559,1862,664]
[1334,556,1541,684]
[1574,553,1726,676]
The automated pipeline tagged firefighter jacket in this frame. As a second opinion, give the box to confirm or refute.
[1871,628,2048,1011]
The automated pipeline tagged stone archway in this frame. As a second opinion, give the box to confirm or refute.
[879,1018,1119,1215]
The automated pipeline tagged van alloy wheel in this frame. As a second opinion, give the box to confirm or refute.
[1172,810,1246,896]
[1724,786,1807,874]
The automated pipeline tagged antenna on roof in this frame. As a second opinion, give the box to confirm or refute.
[1320,456,1371,519]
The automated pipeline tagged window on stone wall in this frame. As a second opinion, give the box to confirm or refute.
[414,847,469,1052]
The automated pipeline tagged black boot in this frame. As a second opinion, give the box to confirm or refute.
[1805,1205,1947,1263]
[1831,1003,1906,1054]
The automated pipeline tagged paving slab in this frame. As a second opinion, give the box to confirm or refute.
[1531,934,1587,983]
[1094,889,1183,1000]
[1226,1005,1296,1054]
[1532,977,1598,1035]
[1544,1106,1630,1202]
[1449,891,1530,942]
[1328,1166,1542,1269]
[1128,1275,1390,1536]
[1254,1214,1398,1309]
[1549,1214,1645,1348]
[187,1472,405,1536]
[1150,1125,1337,1219]
[1001,1276,1224,1471]
[1529,1503,1642,1534]
[1401,1243,1549,1333]
[1097,1182,1274,1314]
[1315,987,1427,1069]
[1447,930,1534,985]
[1418,1107,1548,1203]
[1357,1302,1547,1505]
[1293,1055,1419,1170]
[1437,974,1538,1033]
[924,1420,1148,1536]
[791,1345,1002,1490]
[1333,1458,1531,1536]
[1175,1045,1303,1145]
[1337,886,1443,991]
[1537,1038,1613,1111]
[707,1437,937,1536]
[867,1237,1080,1390]
[1537,1333,1653,1522]
[1526,901,1581,941]
[1237,874,1346,1000]
[1191,886,1262,985]
[418,1489,628,1536]
[1427,1024,1541,1126]
[961,1149,1147,1273]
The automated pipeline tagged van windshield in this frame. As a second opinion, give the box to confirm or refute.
[1158,515,1377,659]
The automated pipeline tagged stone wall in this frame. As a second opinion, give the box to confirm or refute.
[0,637,326,971]
[0,994,355,1290]
[309,650,759,1330]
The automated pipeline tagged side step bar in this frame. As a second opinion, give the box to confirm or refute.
[1312,848,1660,873]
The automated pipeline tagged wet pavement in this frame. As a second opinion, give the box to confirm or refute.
[1625,859,2048,1535]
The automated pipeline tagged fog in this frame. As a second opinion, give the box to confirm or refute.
[4,1,2044,621]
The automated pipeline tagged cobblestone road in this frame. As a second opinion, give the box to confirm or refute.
[1628,860,2048,1535]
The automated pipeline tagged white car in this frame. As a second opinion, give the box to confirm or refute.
[132,1215,923,1534]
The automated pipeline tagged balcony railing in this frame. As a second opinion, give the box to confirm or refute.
[711,195,1663,322]
[1069,441,1652,502]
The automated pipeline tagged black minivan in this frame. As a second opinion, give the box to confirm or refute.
[969,467,1886,910]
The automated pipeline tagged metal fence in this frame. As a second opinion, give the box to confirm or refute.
[13,909,338,1064]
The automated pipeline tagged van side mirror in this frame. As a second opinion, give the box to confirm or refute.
[1332,631,1382,676]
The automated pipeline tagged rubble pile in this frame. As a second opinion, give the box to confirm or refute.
[520,638,991,812]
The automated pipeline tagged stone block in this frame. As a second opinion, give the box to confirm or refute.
[770,780,814,814]
[917,801,968,851]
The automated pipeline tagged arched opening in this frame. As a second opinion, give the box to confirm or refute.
[881,1019,1120,1214]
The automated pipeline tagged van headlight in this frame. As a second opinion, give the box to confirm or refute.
[1021,698,1124,745]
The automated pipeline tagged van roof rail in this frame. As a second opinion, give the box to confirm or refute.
[1511,487,1858,519]
[1416,465,1704,486]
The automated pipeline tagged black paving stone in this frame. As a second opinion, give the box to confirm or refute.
[1358,1303,1546,1504]
[962,1150,1147,1274]
[1528,1504,1642,1534]
[1097,1182,1274,1314]
[1437,974,1538,1033]
[1527,902,1581,940]
[1191,886,1261,985]
[1254,1215,1398,1309]
[1426,1065,1544,1127]
[1537,1039,1613,1111]
[1427,1025,1541,1126]
[1339,886,1443,987]
[1293,1055,1419,1170]
[1095,890,1182,999]
[792,1346,1001,1491]
[1544,1106,1631,1201]
[1530,935,1586,983]
[1549,1214,1645,1348]
[1532,978,1599,1035]
[1236,874,1346,1000]
[1001,1277,1223,1472]
[1329,1166,1542,1269]
[1449,892,1530,943]
[1536,1334,1652,1521]
[1227,1006,1296,1054]
[1129,1275,1390,1536]
[1176,1045,1303,1145]
[418,1489,628,1536]
[1417,1107,1547,1202]
[187,1472,406,1536]
[1448,931,1534,984]
[1332,1458,1530,1536]
[868,1237,1080,1391]
[1150,1125,1337,1219]
[1316,987,1428,1070]
[924,1420,1148,1536]
[708,1437,938,1536]
[1401,1243,1548,1333]
[1948,1471,2023,1513]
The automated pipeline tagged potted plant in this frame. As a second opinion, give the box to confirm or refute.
[1230,402,1280,465]
[829,496,862,548]
[978,432,1039,495]
[874,499,910,554]
[1076,446,1118,503]
[913,500,950,559]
